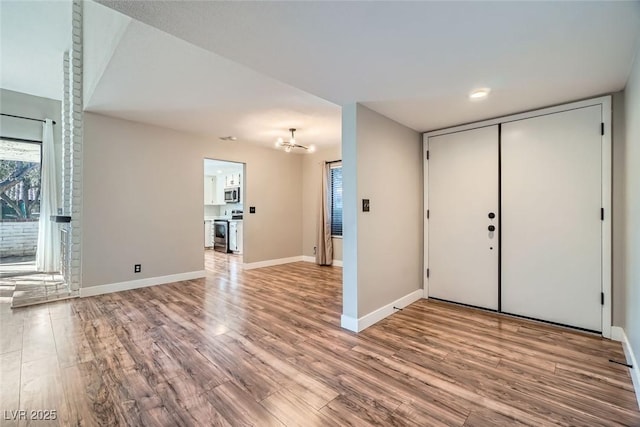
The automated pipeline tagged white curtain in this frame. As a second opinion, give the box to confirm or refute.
[35,119,60,273]
[316,162,333,265]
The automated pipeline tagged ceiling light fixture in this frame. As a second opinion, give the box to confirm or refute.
[275,128,315,153]
[469,88,491,100]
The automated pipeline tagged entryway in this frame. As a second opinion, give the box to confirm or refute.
[425,97,611,335]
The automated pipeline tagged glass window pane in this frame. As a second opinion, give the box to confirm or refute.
[0,139,42,220]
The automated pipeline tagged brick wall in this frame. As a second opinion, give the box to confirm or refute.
[0,221,39,258]
[69,0,83,290]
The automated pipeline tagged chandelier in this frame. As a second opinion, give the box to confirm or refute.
[275,128,315,153]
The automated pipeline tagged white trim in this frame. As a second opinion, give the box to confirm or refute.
[340,289,423,333]
[424,96,612,137]
[302,256,343,267]
[423,135,430,298]
[79,270,206,297]
[423,95,612,337]
[340,314,358,332]
[601,96,612,338]
[611,326,625,342]
[243,256,302,270]
[611,326,640,409]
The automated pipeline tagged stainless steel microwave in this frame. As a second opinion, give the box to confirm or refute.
[224,187,240,203]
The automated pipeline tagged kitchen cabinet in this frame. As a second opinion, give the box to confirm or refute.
[204,220,213,248]
[204,176,217,205]
[228,220,243,254]
[225,173,241,187]
[216,176,226,204]
[205,175,229,205]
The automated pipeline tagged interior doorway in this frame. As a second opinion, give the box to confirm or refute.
[203,158,245,270]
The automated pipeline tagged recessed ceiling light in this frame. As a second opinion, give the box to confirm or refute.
[219,136,237,141]
[469,88,491,100]
[217,170,222,174]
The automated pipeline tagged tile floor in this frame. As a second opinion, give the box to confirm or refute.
[0,259,74,307]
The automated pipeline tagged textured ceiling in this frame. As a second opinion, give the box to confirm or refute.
[0,0,71,101]
[4,1,638,150]
[84,6,341,149]
[97,1,640,132]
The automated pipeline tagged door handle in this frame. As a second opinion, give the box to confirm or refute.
[488,225,496,232]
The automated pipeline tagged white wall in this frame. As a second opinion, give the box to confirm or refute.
[623,42,640,363]
[343,104,423,321]
[82,112,303,288]
[302,144,343,262]
[83,0,131,105]
[0,89,63,206]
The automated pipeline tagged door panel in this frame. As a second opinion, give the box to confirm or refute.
[428,126,499,310]
[501,106,602,331]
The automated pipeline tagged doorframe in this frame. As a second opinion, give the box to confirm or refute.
[203,157,247,261]
[422,95,612,338]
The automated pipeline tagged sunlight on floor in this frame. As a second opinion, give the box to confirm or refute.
[0,271,75,308]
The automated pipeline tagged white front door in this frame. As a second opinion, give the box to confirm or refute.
[428,126,499,310]
[501,106,603,331]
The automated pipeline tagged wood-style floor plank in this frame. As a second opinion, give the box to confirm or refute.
[1,250,638,426]
[60,361,120,426]
[1,350,22,425]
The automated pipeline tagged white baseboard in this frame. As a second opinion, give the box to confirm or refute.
[340,289,423,333]
[611,326,625,342]
[611,326,640,409]
[340,314,358,332]
[302,255,343,267]
[79,270,206,297]
[243,256,303,270]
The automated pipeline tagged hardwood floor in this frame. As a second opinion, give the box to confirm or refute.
[1,250,638,426]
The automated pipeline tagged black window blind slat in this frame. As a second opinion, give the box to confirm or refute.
[330,166,342,236]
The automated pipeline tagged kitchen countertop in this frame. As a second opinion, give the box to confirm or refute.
[205,216,242,221]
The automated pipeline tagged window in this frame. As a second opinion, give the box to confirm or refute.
[0,139,42,220]
[330,163,342,236]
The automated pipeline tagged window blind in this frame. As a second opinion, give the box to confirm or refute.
[330,164,342,236]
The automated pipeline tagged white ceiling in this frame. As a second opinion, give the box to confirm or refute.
[204,159,243,176]
[84,4,342,150]
[98,0,640,132]
[3,1,639,149]
[0,0,71,101]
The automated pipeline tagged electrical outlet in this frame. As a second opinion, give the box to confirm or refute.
[134,264,141,273]
[313,246,317,255]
